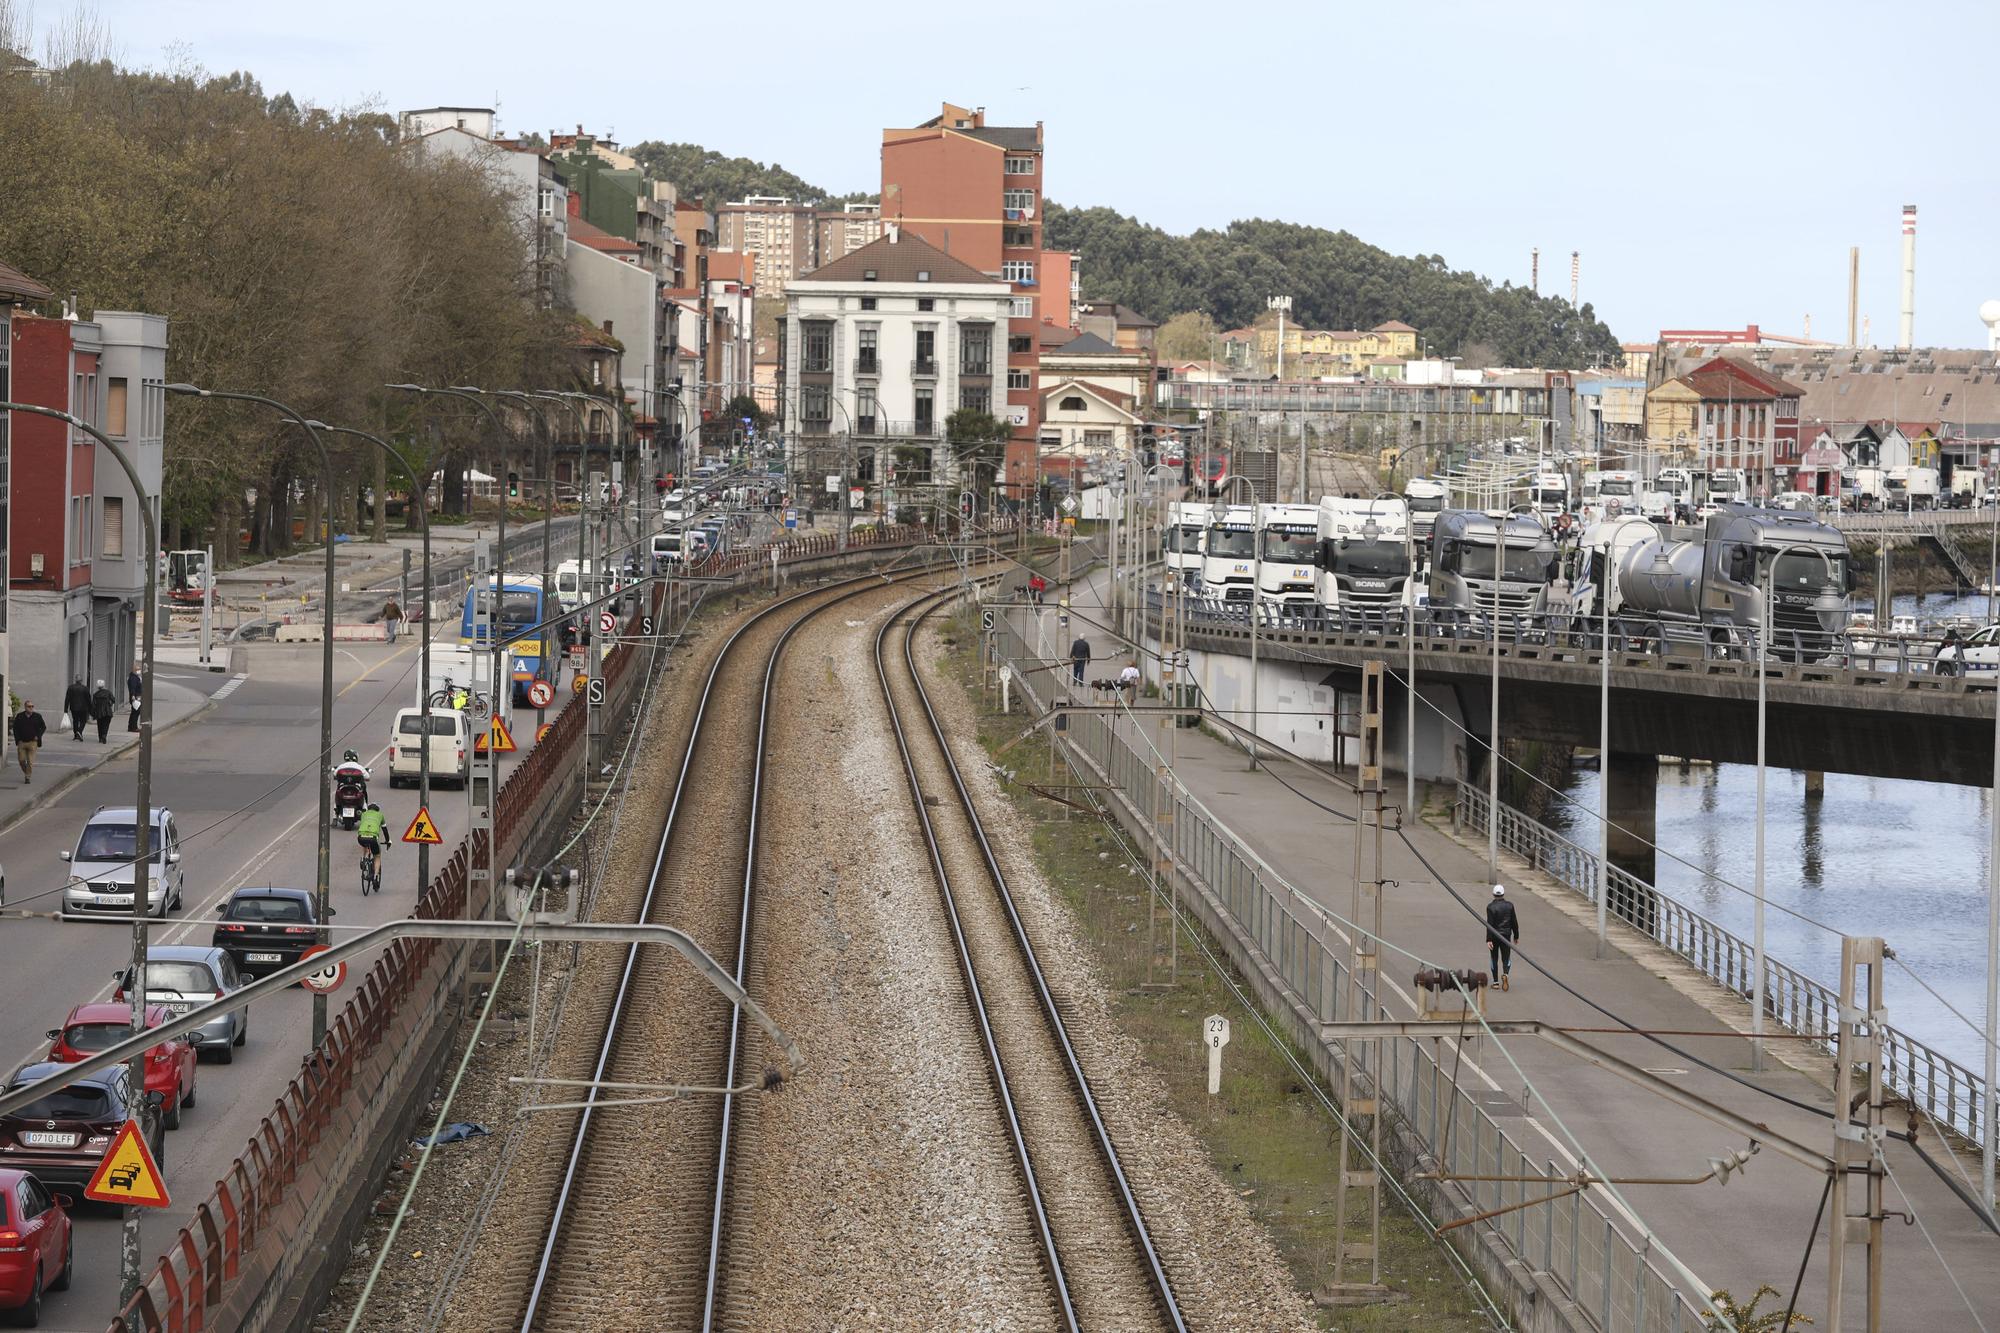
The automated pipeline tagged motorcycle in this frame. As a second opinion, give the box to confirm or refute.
[334,775,368,830]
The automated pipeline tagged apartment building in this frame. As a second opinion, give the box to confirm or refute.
[815,201,884,266]
[881,102,1074,498]
[781,229,1012,513]
[9,312,104,699]
[90,312,167,688]
[716,196,816,298]
[549,130,674,278]
[401,107,568,306]
[0,257,54,745]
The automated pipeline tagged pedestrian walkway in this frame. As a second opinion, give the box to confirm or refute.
[1019,573,1999,1329]
[0,671,224,833]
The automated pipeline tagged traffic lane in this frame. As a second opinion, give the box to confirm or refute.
[1,631,573,1328]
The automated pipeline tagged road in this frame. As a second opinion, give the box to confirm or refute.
[0,615,585,1330]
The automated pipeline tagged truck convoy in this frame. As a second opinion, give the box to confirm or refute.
[1165,500,1208,590]
[1202,505,1259,600]
[1317,497,1414,616]
[1256,504,1321,609]
[1427,510,1562,623]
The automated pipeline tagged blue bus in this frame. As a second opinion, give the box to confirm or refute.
[460,575,553,704]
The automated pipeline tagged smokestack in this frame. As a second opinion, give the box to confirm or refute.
[1531,247,1539,294]
[1899,204,1916,349]
[1804,314,1812,340]
[1570,251,1579,307]
[1847,246,1859,346]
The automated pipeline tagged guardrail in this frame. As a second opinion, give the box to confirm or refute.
[993,611,1701,1331]
[1456,783,1993,1158]
[108,529,946,1333]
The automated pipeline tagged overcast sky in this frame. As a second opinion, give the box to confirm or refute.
[87,0,2000,347]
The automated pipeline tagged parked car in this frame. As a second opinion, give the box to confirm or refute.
[387,707,472,789]
[44,1003,195,1130]
[0,1062,162,1201]
[211,888,324,978]
[58,806,184,918]
[0,1168,72,1324]
[113,945,250,1063]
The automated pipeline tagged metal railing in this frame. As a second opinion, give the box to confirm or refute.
[1458,784,1993,1156]
[993,609,1701,1331]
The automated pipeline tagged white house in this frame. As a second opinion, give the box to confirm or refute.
[782,228,1011,512]
[1038,379,1142,482]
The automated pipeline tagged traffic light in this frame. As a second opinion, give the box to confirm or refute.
[507,471,520,498]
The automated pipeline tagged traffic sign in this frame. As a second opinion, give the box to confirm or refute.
[572,673,589,696]
[981,608,995,631]
[402,806,443,845]
[486,717,518,754]
[84,1120,169,1208]
[1060,495,1079,515]
[587,677,606,706]
[598,609,617,634]
[536,722,553,744]
[527,679,555,709]
[298,945,347,994]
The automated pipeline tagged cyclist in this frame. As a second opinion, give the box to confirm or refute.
[356,802,388,891]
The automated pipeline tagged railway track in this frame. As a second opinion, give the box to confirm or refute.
[872,587,1188,1332]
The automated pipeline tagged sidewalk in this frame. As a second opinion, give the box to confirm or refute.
[0,672,223,834]
[1037,574,1999,1328]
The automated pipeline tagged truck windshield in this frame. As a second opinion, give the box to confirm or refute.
[1334,544,1410,579]
[1261,529,1317,561]
[1533,488,1566,504]
[1164,525,1203,553]
[1406,494,1444,512]
[1207,527,1256,558]
[1768,551,1844,591]
[1466,544,1554,582]
[1597,480,1634,497]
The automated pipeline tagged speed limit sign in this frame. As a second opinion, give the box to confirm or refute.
[298,945,346,994]
[527,679,555,709]
[598,609,618,634]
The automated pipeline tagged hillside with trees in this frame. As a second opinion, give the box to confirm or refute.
[624,141,874,209]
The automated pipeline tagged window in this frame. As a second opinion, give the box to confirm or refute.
[1003,190,1035,214]
[1001,261,1036,284]
[106,377,128,437]
[960,386,991,414]
[1007,369,1031,391]
[1060,395,1087,412]
[1005,156,1035,175]
[1010,297,1034,319]
[1008,335,1032,355]
[917,298,934,312]
[802,386,830,425]
[1005,228,1035,247]
[860,297,876,311]
[960,325,991,375]
[856,388,877,433]
[856,326,879,374]
[915,387,934,432]
[102,495,123,558]
[914,329,936,373]
[803,322,832,373]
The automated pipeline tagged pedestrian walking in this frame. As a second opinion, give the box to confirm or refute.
[382,598,404,645]
[1027,573,1047,606]
[91,680,116,743]
[1485,884,1521,990]
[127,666,143,733]
[63,678,90,740]
[1117,659,1142,699]
[10,702,45,782]
[1069,635,1090,685]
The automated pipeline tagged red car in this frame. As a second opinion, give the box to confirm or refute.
[44,1003,196,1131]
[0,1167,72,1324]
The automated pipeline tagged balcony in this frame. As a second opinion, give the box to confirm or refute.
[960,360,992,377]
[911,358,939,378]
[854,354,880,377]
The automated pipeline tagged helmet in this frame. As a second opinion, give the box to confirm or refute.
[343,749,360,763]
[1491,884,1506,897]
[366,802,380,812]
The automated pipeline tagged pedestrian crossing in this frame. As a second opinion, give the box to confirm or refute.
[210,672,249,702]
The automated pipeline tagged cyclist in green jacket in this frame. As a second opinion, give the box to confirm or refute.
[356,804,388,862]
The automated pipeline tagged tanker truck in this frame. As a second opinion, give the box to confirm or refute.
[1427,510,1561,627]
[1568,515,1662,623]
[1611,504,1852,657]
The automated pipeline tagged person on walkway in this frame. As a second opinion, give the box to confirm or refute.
[11,702,45,782]
[127,667,144,732]
[382,598,404,645]
[91,680,116,743]
[1118,660,1142,699]
[1485,884,1521,990]
[1070,635,1090,685]
[63,678,90,740]
[1027,573,1047,606]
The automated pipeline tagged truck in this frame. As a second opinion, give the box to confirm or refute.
[1530,471,1570,520]
[1950,469,1988,508]
[1256,504,1321,609]
[1427,510,1561,625]
[1164,500,1208,590]
[1580,470,1641,520]
[1884,466,1940,511]
[1404,477,1448,545]
[1201,505,1259,601]
[1850,466,1886,511]
[1318,496,1414,617]
[1642,466,1700,522]
[1610,505,1852,657]
[1705,468,1748,509]
[1568,516,1662,622]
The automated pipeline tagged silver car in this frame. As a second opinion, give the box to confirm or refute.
[59,806,185,918]
[115,945,249,1062]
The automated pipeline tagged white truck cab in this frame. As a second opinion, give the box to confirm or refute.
[1256,504,1321,608]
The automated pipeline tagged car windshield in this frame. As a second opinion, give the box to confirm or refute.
[398,715,459,736]
[62,1023,133,1052]
[75,824,163,862]
[1262,529,1317,561]
[1334,544,1411,579]
[6,1083,112,1121]
[1207,527,1256,557]
[139,962,218,994]
[227,896,309,923]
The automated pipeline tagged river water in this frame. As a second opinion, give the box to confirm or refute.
[1545,586,1997,1079]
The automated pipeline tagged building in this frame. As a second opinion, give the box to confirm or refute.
[1037,331,1150,478]
[401,107,568,306]
[547,130,674,278]
[705,250,756,395]
[1655,323,1832,349]
[1219,327,1260,369]
[881,102,1072,497]
[1575,377,1647,453]
[90,312,167,688]
[716,197,817,298]
[1258,321,1421,376]
[780,229,1012,515]
[815,202,884,267]
[1076,302,1158,355]
[1643,357,1803,491]
[0,258,54,744]
[564,205,664,453]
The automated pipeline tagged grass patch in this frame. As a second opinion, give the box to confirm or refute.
[941,611,1492,1331]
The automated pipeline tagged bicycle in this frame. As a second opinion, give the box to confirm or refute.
[359,843,382,896]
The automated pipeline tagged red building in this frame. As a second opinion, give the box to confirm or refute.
[8,313,103,695]
[1683,356,1805,490]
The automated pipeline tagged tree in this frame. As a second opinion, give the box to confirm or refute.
[624,141,869,209]
[725,393,771,433]
[945,409,1011,497]
[1157,311,1219,361]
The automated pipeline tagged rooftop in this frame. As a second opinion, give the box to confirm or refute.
[0,256,51,304]
[798,229,999,286]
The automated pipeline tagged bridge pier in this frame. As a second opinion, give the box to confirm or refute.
[1605,753,1658,886]
[1805,769,1825,798]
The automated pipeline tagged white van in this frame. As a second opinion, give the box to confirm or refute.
[388,708,472,789]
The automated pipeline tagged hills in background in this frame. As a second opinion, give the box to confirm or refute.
[634,141,1622,368]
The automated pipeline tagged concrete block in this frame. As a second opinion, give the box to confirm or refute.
[332,624,387,642]
[275,625,324,643]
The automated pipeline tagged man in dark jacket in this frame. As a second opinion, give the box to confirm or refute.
[90,680,116,743]
[1069,636,1090,685]
[11,702,46,781]
[127,667,144,732]
[1486,884,1521,991]
[63,678,91,740]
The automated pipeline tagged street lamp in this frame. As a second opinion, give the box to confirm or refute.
[166,384,339,1049]
[1211,474,1259,768]
[308,422,433,893]
[0,399,161,1303]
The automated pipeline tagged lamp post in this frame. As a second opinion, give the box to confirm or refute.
[1753,542,1841,1072]
[1,399,159,1303]
[1211,474,1259,768]
[308,422,433,894]
[166,384,338,1048]
[1596,530,1612,958]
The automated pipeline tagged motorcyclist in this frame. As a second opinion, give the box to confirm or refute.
[333,748,370,801]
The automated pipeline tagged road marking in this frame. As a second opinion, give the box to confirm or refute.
[210,673,249,701]
[337,642,415,697]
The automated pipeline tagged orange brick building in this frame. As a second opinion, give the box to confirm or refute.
[882,102,1073,498]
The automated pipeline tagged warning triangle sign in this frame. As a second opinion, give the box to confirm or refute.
[84,1119,170,1209]
[402,806,443,845]
[487,717,517,754]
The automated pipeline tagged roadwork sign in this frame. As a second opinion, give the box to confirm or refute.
[298,945,347,994]
[527,679,555,709]
[84,1120,169,1208]
[402,806,443,845]
[473,717,518,755]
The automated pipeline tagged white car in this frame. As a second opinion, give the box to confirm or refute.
[60,806,185,917]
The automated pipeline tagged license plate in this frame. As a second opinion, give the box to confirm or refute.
[159,1001,195,1016]
[21,1131,76,1147]
[247,952,281,963]
[94,894,131,907]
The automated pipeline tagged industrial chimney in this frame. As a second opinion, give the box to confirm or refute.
[1531,247,1539,294]
[1981,299,2000,352]
[1570,251,1579,307]
[1847,246,1859,346]
[1899,205,1917,349]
